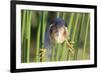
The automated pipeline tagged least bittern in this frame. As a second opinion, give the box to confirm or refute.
[43,18,74,61]
[49,18,74,53]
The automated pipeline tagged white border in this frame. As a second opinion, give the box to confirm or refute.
[16,4,94,69]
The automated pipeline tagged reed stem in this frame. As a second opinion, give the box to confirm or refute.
[21,10,26,44]
[40,12,48,62]
[66,13,75,60]
[60,12,67,61]
[35,12,42,62]
[51,46,56,61]
[26,11,32,62]
[82,14,90,58]
[71,13,80,41]
[55,44,61,61]
[73,14,82,60]
[60,42,66,61]
[21,10,27,62]
[68,13,75,33]
[42,12,47,48]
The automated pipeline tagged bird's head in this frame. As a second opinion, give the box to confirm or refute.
[49,18,68,44]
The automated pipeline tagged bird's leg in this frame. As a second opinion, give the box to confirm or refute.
[65,39,74,54]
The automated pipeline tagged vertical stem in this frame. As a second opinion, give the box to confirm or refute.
[66,13,75,60]
[66,51,70,60]
[73,14,82,60]
[71,13,80,41]
[67,13,80,60]
[62,12,66,20]
[40,12,47,62]
[21,10,26,63]
[68,13,75,34]
[21,10,26,44]
[77,13,85,59]
[79,14,85,41]
[26,10,32,62]
[71,13,80,60]
[60,12,67,61]
[41,12,47,48]
[24,38,27,62]
[51,46,55,61]
[35,12,42,62]
[60,42,66,61]
[54,12,61,61]
[55,44,61,61]
[82,14,90,58]
[21,10,30,63]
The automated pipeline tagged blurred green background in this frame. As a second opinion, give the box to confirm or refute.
[21,10,90,63]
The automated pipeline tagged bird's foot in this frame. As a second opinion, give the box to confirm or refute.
[39,48,47,57]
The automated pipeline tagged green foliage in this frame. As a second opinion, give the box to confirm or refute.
[21,10,32,63]
[83,14,90,59]
[35,12,42,62]
[21,10,90,63]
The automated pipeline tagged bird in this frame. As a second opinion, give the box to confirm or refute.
[43,18,74,61]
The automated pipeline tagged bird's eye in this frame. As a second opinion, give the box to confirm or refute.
[50,25,56,33]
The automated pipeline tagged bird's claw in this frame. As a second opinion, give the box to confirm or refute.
[66,40,75,54]
[39,48,47,57]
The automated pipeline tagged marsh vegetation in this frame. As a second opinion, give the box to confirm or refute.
[21,10,90,63]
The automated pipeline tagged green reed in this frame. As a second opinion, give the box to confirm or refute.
[73,14,82,60]
[82,14,90,58]
[26,10,32,62]
[60,12,67,61]
[35,12,42,62]
[66,13,75,60]
[41,11,48,62]
[21,10,32,63]
[21,10,26,44]
[21,11,90,63]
